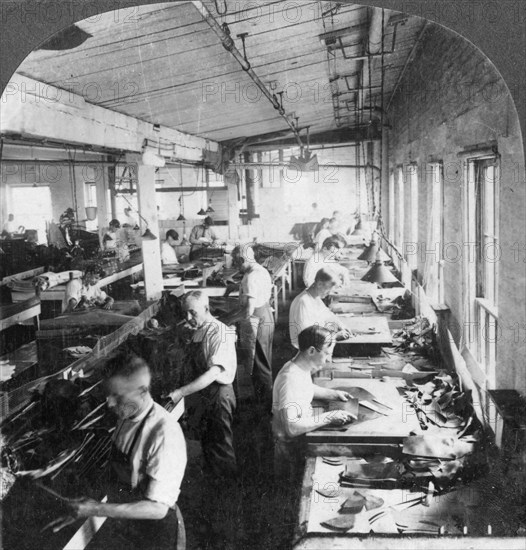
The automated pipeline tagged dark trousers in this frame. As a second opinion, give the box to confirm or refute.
[201,382,237,479]
[252,303,275,411]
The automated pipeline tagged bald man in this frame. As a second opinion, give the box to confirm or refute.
[46,352,187,550]
[169,290,238,479]
[224,244,274,412]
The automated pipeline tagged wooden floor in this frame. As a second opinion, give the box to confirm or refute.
[177,289,301,550]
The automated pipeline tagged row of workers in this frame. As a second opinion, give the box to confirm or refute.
[47,246,352,548]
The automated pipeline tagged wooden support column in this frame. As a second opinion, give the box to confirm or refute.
[96,165,111,246]
[244,151,257,221]
[132,156,163,300]
[225,169,240,240]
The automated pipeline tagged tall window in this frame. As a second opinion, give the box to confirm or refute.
[388,171,395,242]
[464,153,499,389]
[406,163,419,270]
[10,185,52,244]
[425,162,445,303]
[396,167,404,249]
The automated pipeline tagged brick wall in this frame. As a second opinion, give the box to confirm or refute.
[384,24,525,393]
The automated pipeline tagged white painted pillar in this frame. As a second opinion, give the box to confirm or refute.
[96,164,110,246]
[133,157,163,300]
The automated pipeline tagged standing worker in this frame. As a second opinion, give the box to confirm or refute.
[168,290,238,480]
[46,352,187,550]
[224,244,274,413]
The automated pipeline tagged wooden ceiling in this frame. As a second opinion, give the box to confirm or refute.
[16,1,426,145]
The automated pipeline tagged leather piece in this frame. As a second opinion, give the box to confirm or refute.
[321,514,356,532]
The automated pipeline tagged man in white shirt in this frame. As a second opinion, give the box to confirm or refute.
[168,290,238,480]
[161,229,179,265]
[289,267,351,349]
[303,237,350,288]
[62,265,114,313]
[47,352,187,550]
[3,213,16,235]
[272,326,354,480]
[223,244,274,412]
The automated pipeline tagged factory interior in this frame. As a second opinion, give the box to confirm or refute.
[0,1,525,549]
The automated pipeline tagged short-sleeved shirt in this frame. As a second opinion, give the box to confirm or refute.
[112,401,187,508]
[62,278,108,312]
[272,361,314,441]
[161,241,179,265]
[289,290,340,349]
[192,318,237,385]
[240,263,272,308]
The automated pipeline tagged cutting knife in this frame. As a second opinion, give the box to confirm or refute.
[359,400,390,416]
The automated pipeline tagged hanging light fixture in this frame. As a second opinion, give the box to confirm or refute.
[358,240,390,263]
[361,252,399,285]
[206,198,215,213]
[142,228,157,241]
[177,213,186,221]
[197,208,207,216]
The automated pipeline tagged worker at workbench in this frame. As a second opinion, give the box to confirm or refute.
[189,215,217,260]
[224,244,274,412]
[161,229,179,265]
[272,325,354,480]
[45,352,187,550]
[303,237,350,288]
[62,264,114,313]
[289,267,351,349]
[168,290,238,479]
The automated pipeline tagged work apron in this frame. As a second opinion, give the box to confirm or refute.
[186,339,237,479]
[86,405,178,550]
[238,302,274,410]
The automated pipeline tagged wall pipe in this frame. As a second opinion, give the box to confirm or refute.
[192,0,303,149]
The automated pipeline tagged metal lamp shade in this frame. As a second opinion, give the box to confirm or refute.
[177,214,186,221]
[358,242,390,263]
[361,261,399,284]
[142,228,157,240]
[197,208,207,216]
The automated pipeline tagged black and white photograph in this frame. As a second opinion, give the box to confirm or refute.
[0,1,525,549]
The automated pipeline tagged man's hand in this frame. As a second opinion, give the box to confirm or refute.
[168,388,184,406]
[333,390,352,402]
[103,298,114,310]
[325,410,354,426]
[43,497,98,533]
[336,328,352,340]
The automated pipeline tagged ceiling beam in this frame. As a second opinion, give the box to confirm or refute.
[1,73,220,164]
[241,126,381,152]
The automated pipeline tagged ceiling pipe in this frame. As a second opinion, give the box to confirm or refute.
[358,8,390,117]
[192,1,303,149]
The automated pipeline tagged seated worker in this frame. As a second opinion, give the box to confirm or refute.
[272,326,355,480]
[189,215,217,260]
[223,244,274,412]
[161,229,179,265]
[62,264,114,313]
[303,237,350,288]
[314,217,339,251]
[103,219,130,262]
[2,213,16,235]
[289,267,351,349]
[312,217,330,249]
[168,290,237,480]
[46,352,187,550]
